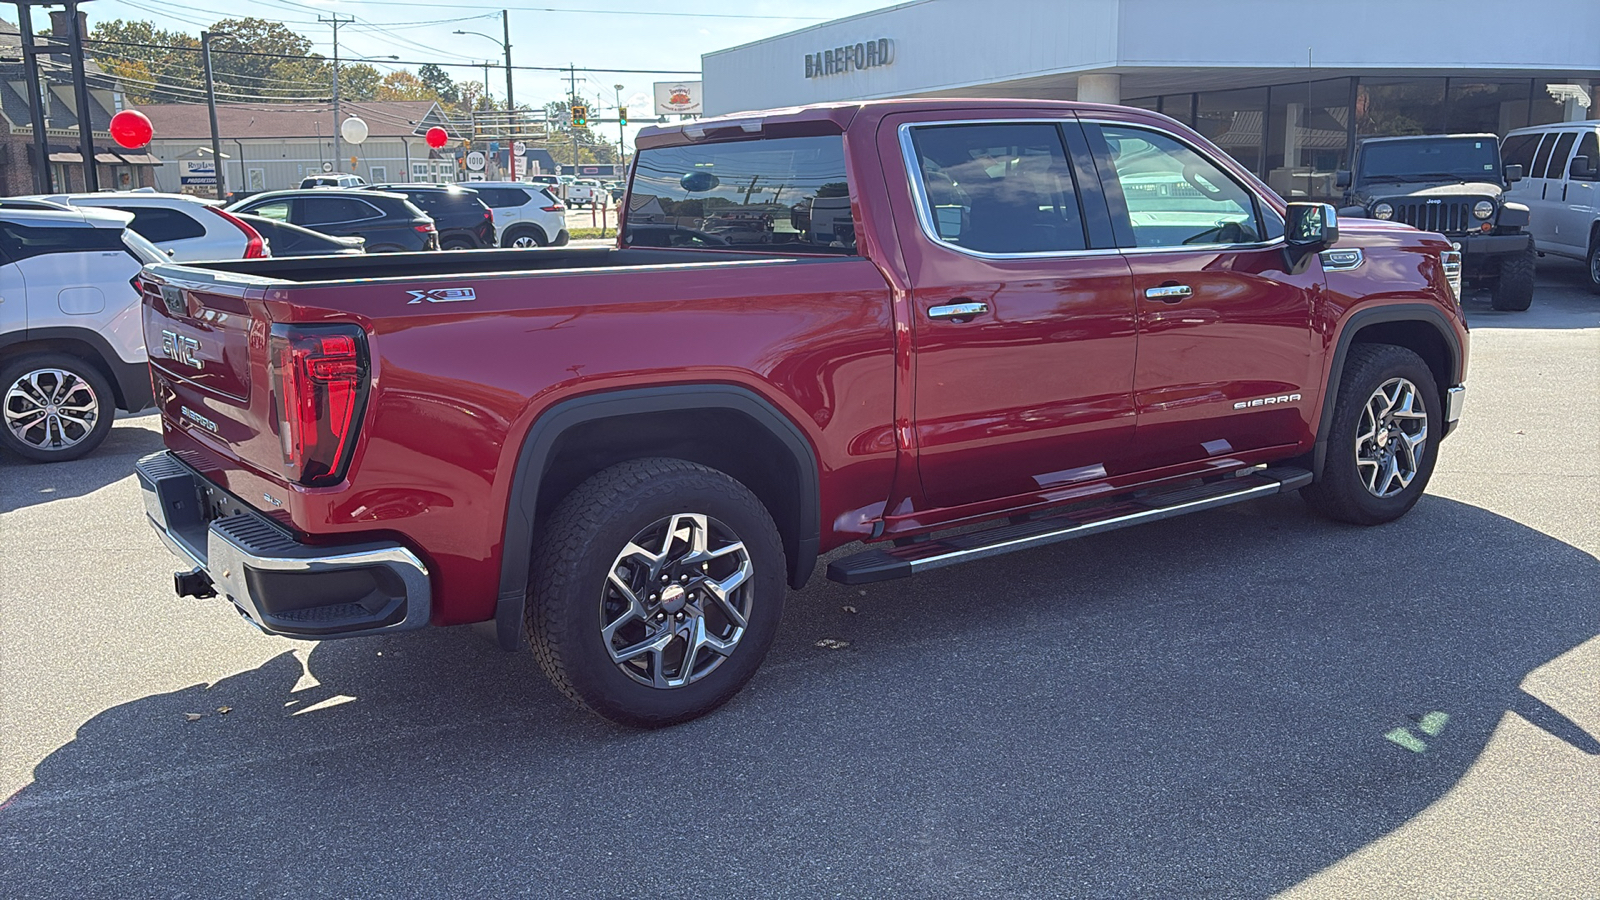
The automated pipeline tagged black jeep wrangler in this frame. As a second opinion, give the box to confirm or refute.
[1338,133,1535,310]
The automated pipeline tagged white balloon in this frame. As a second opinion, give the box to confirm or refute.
[340,116,369,145]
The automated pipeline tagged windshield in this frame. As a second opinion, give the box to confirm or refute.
[1358,139,1500,182]
[629,135,855,254]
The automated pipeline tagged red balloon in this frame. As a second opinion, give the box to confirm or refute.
[110,110,153,149]
[425,126,448,149]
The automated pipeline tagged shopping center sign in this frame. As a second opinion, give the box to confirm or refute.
[804,38,893,78]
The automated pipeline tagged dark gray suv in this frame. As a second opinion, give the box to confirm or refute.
[1338,134,1535,310]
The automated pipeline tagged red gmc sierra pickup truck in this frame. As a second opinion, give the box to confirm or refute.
[135,99,1469,726]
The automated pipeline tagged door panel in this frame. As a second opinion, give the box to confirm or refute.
[892,118,1138,510]
[1552,129,1599,258]
[1087,121,1319,471]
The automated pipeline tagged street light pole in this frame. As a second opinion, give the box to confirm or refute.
[502,10,514,124]
[614,83,625,170]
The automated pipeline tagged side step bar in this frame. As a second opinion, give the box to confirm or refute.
[827,466,1312,585]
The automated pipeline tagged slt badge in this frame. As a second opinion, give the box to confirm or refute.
[406,287,476,305]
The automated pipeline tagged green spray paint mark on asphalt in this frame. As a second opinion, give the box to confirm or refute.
[1418,711,1450,736]
[1385,728,1429,753]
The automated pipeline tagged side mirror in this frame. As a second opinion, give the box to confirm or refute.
[1569,156,1593,181]
[1504,164,1524,183]
[1334,170,1351,189]
[1286,202,1339,250]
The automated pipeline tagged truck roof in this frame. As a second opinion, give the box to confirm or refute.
[1358,133,1499,145]
[635,98,1141,149]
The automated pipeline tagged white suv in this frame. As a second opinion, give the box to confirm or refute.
[32,191,267,263]
[0,204,161,462]
[1502,120,1600,292]
[468,182,570,248]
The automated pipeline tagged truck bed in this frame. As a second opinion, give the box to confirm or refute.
[187,246,820,284]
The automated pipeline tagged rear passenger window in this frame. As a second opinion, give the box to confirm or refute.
[1098,124,1263,248]
[908,123,1086,254]
[476,188,528,208]
[1543,132,1578,179]
[1573,132,1599,181]
[0,224,125,262]
[1530,133,1557,179]
[302,197,380,225]
[111,206,206,243]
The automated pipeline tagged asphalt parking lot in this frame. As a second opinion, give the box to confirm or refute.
[1,261,1596,898]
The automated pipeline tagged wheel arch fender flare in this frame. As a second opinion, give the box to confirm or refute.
[1312,303,1463,479]
[493,384,822,651]
[0,326,152,412]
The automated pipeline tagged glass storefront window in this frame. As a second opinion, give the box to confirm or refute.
[1447,80,1532,134]
[1266,78,1352,201]
[1356,78,1447,136]
[1161,94,1195,127]
[1123,96,1160,113]
[1195,87,1267,174]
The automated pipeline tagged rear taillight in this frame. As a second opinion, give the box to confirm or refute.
[207,207,267,258]
[540,204,563,212]
[269,324,368,487]
[415,223,437,234]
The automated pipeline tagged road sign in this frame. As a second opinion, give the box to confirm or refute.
[179,160,217,186]
[514,141,527,155]
[653,82,702,116]
[465,150,486,172]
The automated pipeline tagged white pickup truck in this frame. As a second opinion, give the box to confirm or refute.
[559,176,598,208]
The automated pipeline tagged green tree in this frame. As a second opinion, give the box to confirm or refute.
[88,19,201,104]
[417,64,459,105]
[337,63,382,101]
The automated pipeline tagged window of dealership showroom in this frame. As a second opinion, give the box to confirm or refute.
[1124,77,1580,200]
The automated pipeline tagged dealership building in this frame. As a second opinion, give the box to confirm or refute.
[703,0,1600,199]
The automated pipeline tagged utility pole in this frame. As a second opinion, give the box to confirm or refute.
[62,0,97,191]
[201,31,225,200]
[614,83,625,171]
[502,10,514,126]
[14,3,52,193]
[319,14,353,172]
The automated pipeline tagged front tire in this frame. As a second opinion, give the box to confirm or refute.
[1586,236,1600,296]
[526,458,787,727]
[0,353,115,463]
[503,227,547,249]
[1491,246,1535,311]
[1302,343,1441,525]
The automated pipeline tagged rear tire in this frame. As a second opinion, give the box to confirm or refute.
[503,227,547,249]
[0,352,115,463]
[1302,343,1440,525]
[1587,236,1600,296]
[526,458,787,727]
[441,238,473,251]
[1490,246,1536,311]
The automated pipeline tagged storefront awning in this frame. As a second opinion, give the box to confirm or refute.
[42,149,162,165]
[115,152,162,166]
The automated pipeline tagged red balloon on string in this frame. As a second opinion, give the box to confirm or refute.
[425,127,448,149]
[110,110,153,149]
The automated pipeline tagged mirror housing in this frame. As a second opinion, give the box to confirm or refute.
[1334,170,1351,189]
[1569,156,1594,181]
[1504,163,1524,183]
[1287,202,1338,251]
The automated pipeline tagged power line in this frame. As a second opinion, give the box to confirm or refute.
[82,38,700,73]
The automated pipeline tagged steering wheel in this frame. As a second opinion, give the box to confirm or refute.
[1182,162,1230,201]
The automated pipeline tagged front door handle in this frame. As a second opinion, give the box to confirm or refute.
[1144,284,1193,302]
[928,301,989,321]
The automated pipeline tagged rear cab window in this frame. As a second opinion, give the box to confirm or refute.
[629,135,856,254]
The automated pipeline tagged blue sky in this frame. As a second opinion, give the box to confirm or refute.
[75,0,898,146]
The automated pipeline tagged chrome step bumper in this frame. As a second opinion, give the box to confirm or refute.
[135,451,432,639]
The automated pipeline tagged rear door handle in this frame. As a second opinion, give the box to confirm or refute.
[1144,284,1193,302]
[928,301,989,321]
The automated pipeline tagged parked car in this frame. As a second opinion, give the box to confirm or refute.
[29,191,267,262]
[559,174,597,208]
[622,223,728,248]
[232,214,365,257]
[524,175,561,190]
[575,179,605,206]
[1502,119,1600,293]
[604,180,627,203]
[136,98,1469,727]
[225,190,438,252]
[1337,134,1534,310]
[367,184,495,250]
[300,173,366,189]
[0,205,157,462]
[466,181,569,247]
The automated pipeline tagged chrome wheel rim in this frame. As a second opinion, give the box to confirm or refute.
[510,235,539,248]
[600,513,754,689]
[3,367,100,451]
[1355,377,1428,498]
[1589,248,1600,286]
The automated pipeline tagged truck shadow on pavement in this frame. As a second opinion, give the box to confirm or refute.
[3,494,1597,897]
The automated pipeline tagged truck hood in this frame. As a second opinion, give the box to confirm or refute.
[1350,180,1502,205]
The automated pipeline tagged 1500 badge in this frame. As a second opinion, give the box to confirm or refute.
[1234,393,1302,410]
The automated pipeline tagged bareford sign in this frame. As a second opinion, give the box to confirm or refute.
[804,38,894,78]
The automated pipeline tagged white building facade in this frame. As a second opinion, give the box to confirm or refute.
[704,0,1600,199]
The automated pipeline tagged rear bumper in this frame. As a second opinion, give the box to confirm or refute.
[135,451,432,639]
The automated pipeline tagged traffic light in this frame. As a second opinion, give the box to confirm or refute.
[618,106,628,127]
[571,104,588,127]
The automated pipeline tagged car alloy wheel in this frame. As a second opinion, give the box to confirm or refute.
[3,367,100,452]
[1354,376,1428,498]
[599,512,755,689]
[510,233,541,248]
